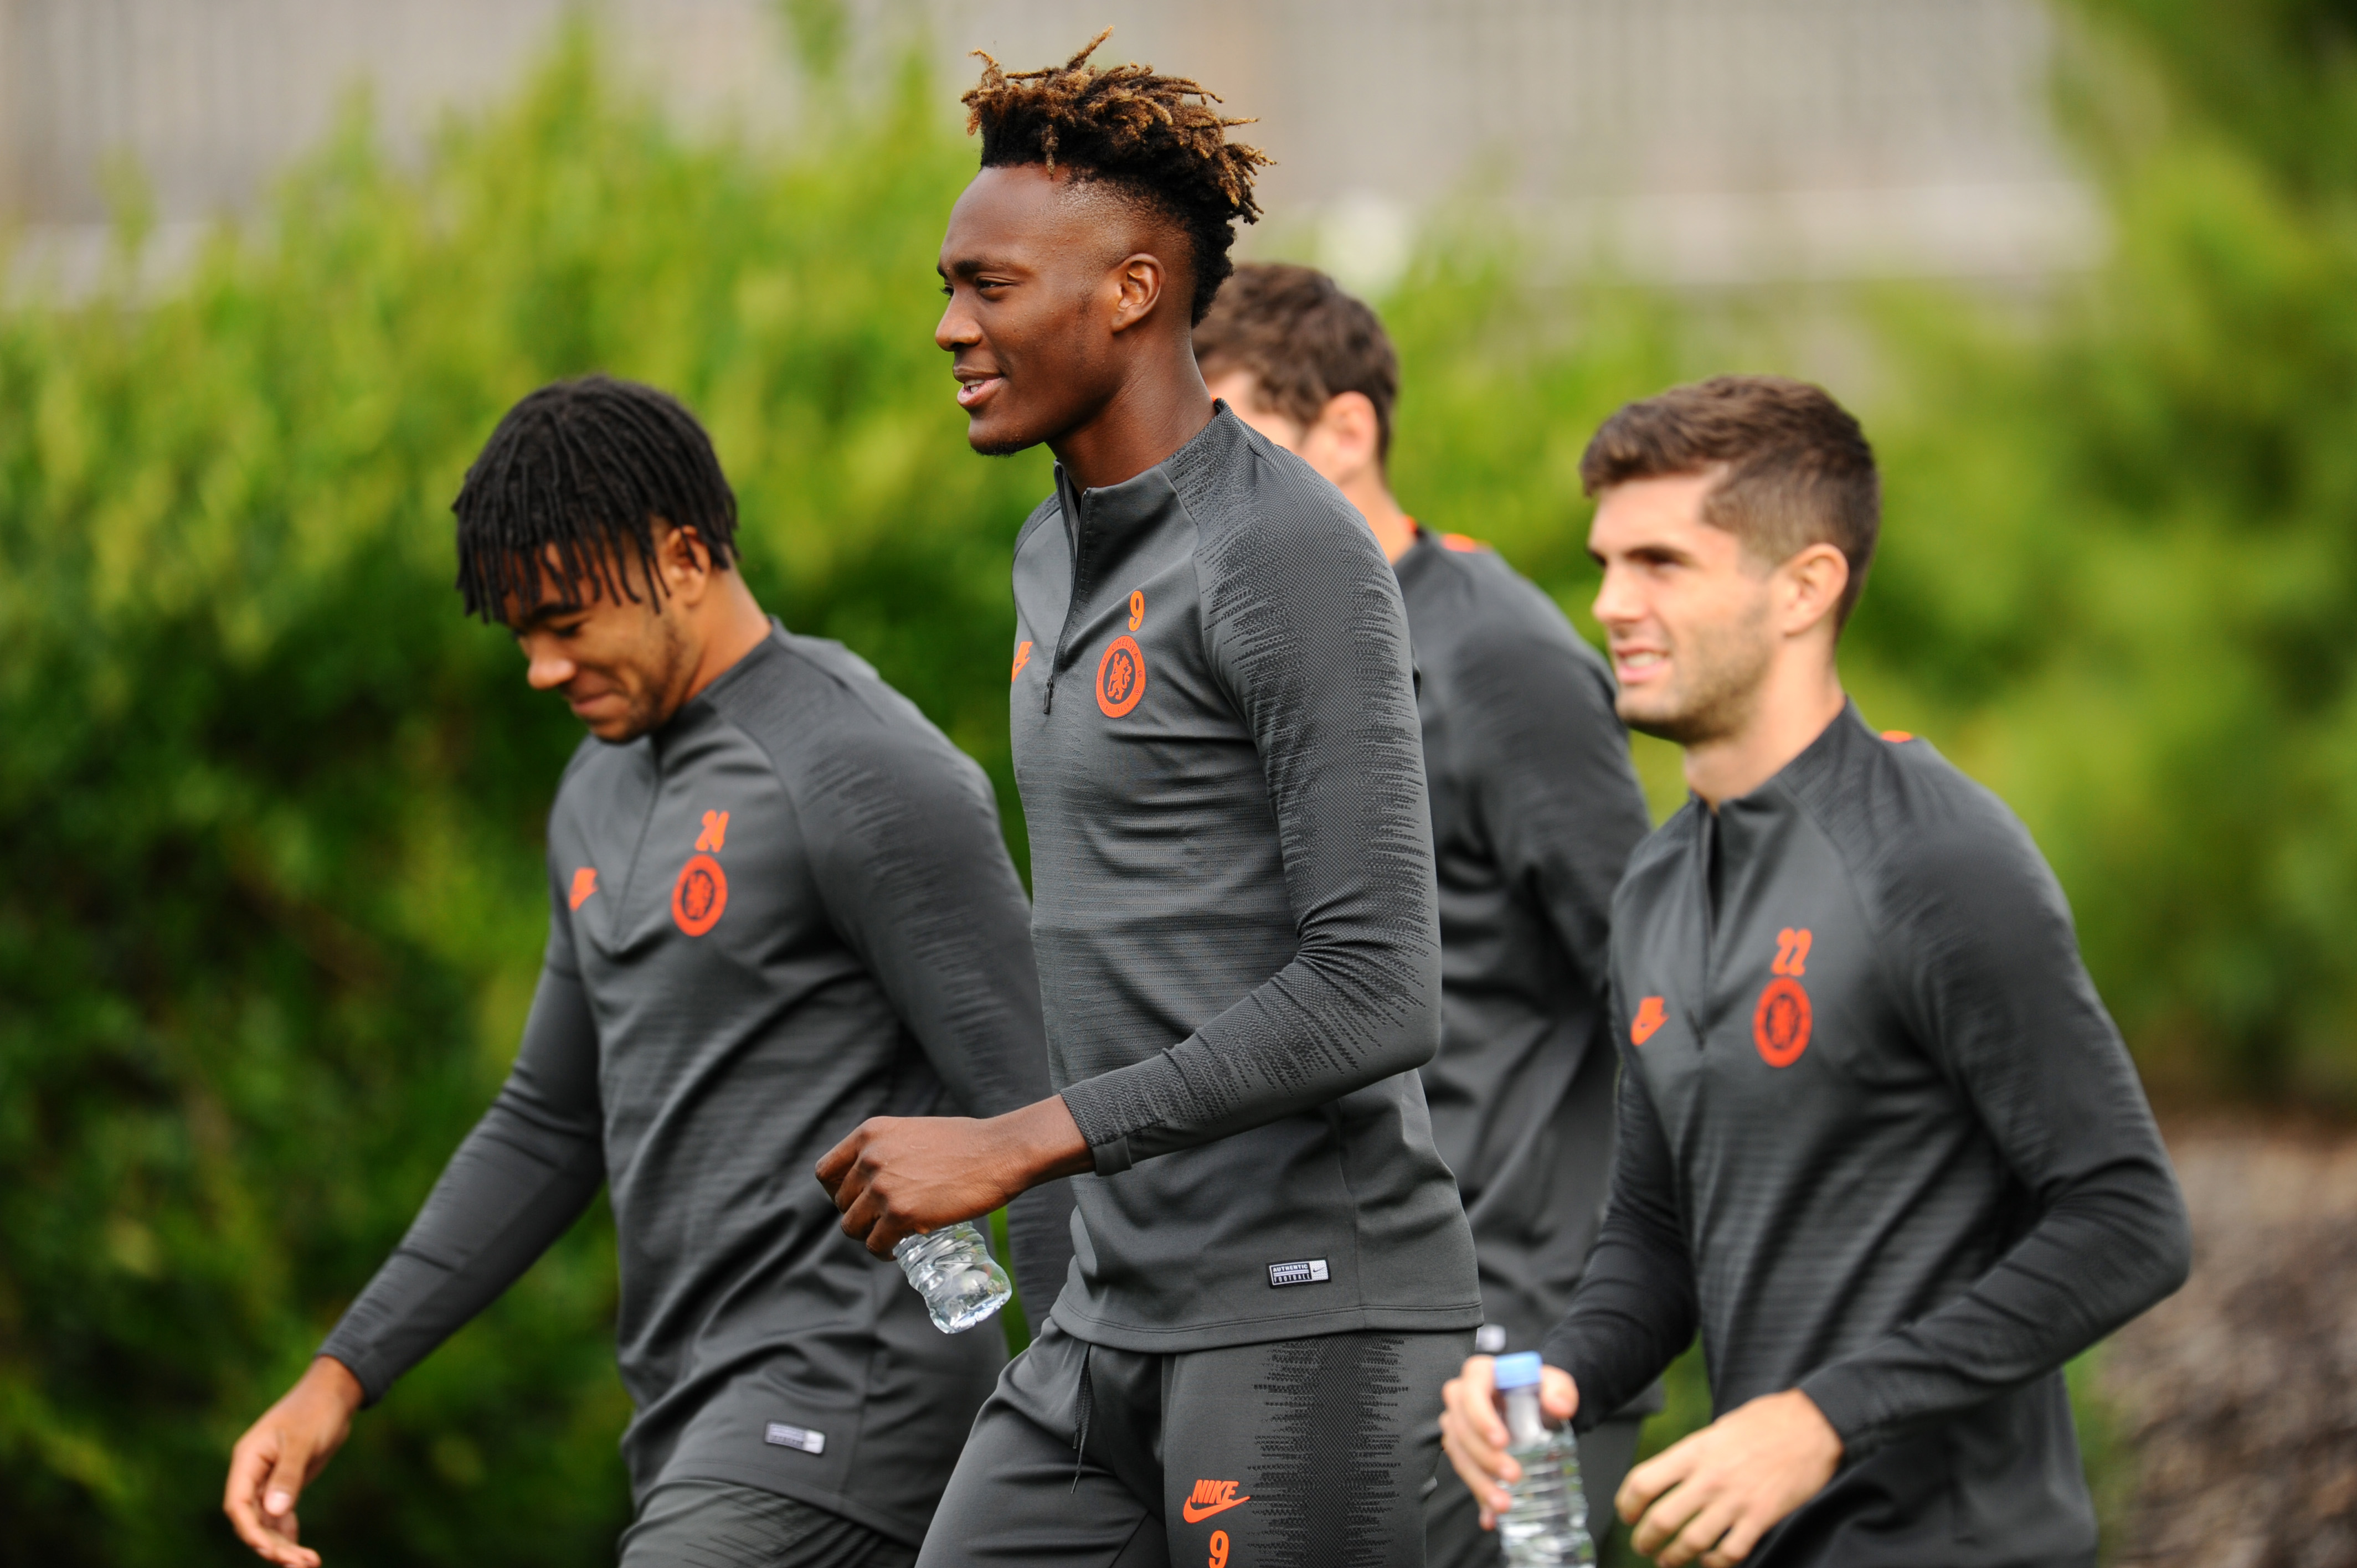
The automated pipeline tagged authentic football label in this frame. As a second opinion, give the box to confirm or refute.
[763,1422,826,1454]
[1268,1258,1331,1288]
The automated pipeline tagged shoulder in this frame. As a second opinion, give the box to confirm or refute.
[706,633,984,801]
[1170,410,1391,597]
[1404,538,1613,703]
[1613,801,1702,919]
[550,731,631,818]
[1793,719,2062,928]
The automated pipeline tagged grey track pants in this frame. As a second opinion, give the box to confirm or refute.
[617,1480,919,1568]
[1421,1415,1646,1568]
[917,1317,1475,1568]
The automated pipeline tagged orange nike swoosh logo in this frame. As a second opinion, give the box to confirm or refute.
[1181,1494,1251,1524]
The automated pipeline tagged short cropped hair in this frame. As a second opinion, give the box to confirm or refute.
[452,375,738,622]
[1581,375,1879,627]
[964,31,1270,326]
[1193,262,1400,464]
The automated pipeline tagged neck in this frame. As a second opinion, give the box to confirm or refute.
[1342,471,1417,562]
[681,572,775,706]
[1049,339,1216,492]
[1682,650,1847,808]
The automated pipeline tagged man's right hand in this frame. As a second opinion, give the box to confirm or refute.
[224,1356,364,1566]
[1439,1354,1582,1530]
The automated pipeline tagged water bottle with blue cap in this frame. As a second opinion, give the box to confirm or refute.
[1491,1351,1597,1566]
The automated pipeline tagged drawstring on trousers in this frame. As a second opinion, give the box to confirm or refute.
[1071,1343,1094,1493]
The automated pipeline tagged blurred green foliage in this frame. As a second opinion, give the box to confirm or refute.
[2,0,2353,1559]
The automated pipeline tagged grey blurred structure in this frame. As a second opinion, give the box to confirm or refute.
[0,0,2097,289]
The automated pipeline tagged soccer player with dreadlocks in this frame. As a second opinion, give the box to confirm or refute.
[815,34,1481,1568]
[223,375,1073,1568]
[1195,262,1659,1566]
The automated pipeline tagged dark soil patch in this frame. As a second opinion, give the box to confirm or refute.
[2102,1125,2357,1567]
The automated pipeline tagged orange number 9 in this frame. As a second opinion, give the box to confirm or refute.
[1209,1529,1229,1568]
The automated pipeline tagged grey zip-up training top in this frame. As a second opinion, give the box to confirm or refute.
[1392,529,1652,1357]
[321,625,1074,1545]
[1009,406,1481,1351]
[1543,705,2190,1567]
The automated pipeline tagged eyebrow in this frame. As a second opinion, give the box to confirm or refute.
[511,600,590,632]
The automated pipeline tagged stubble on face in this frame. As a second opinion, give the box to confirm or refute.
[1617,587,1775,747]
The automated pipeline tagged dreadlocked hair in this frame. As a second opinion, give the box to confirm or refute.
[963,29,1270,325]
[452,375,739,622]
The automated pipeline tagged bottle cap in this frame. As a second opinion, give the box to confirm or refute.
[1494,1352,1543,1389]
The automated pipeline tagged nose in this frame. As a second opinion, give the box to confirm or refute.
[935,291,980,354]
[522,638,575,692]
[1592,560,1640,629]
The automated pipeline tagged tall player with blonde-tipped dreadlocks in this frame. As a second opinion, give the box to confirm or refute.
[817,34,1482,1568]
[223,376,1073,1568]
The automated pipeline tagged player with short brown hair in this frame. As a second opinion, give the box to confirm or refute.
[1440,376,2190,1567]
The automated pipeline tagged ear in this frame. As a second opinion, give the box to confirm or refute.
[1308,391,1383,482]
[1108,251,1172,334]
[653,518,719,607]
[1773,541,1850,640]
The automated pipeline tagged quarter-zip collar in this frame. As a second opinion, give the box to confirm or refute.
[1039,417,1224,714]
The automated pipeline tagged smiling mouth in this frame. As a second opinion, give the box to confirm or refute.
[955,372,1005,410]
[1614,649,1669,682]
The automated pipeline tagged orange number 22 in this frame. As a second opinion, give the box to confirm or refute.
[1772,927,1813,977]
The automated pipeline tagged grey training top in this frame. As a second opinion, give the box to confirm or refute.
[1543,705,2190,1567]
[1392,529,1652,1357]
[321,625,1075,1545]
[1008,406,1481,1352]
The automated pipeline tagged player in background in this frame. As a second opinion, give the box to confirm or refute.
[224,376,1072,1568]
[1195,262,1656,1565]
[817,35,1482,1568]
[1439,375,2190,1567]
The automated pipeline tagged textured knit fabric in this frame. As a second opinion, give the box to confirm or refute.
[321,625,1074,1545]
[619,1481,919,1568]
[1007,405,1480,1352]
[1392,528,1653,1357]
[915,1318,1468,1568]
[1543,704,2190,1567]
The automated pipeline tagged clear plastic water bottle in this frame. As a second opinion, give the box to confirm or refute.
[892,1222,1012,1333]
[1493,1352,1597,1567]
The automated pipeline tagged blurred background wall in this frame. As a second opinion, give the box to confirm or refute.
[2,0,2094,286]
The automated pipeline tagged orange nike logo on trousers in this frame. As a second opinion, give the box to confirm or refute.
[1182,1479,1250,1523]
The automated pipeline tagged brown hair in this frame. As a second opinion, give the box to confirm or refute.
[963,30,1270,326]
[1192,262,1400,463]
[1581,375,1880,626]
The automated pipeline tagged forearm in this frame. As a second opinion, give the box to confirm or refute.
[1542,1219,1698,1430]
[320,1111,604,1400]
[1797,1163,2190,1454]
[319,963,605,1402]
[1056,946,1440,1172]
[1542,1061,1697,1426]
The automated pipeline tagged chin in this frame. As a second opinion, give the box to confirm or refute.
[966,413,1044,458]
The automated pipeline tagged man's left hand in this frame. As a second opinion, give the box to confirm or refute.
[817,1095,1091,1256]
[1617,1389,1842,1567]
